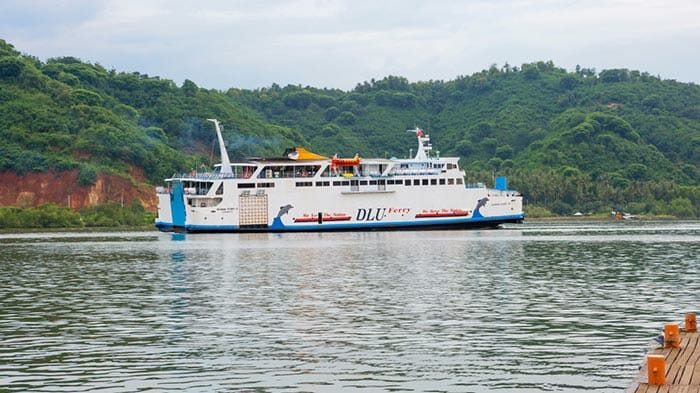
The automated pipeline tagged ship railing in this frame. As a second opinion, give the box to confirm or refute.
[259,170,317,179]
[388,169,441,176]
[173,171,251,180]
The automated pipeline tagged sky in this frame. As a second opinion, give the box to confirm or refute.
[1,0,699,91]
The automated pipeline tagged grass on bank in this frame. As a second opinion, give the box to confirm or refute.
[0,200,155,229]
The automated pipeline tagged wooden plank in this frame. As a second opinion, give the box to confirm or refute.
[673,333,699,385]
[640,383,659,393]
[669,341,691,384]
[680,364,695,385]
[687,335,700,385]
[678,334,699,365]
[665,336,687,384]
[685,334,700,365]
[691,363,700,385]
[667,353,684,383]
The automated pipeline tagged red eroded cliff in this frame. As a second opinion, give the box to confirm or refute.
[0,168,157,211]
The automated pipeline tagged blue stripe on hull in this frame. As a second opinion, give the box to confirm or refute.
[175,213,524,233]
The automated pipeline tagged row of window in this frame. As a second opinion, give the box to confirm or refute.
[295,178,464,188]
[236,182,274,189]
[232,177,465,190]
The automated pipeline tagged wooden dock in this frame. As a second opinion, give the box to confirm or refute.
[628,328,700,393]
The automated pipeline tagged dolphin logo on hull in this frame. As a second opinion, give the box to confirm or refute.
[473,197,489,218]
[277,204,293,218]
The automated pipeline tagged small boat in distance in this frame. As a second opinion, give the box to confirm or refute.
[155,120,524,232]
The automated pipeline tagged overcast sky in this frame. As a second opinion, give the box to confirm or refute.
[1,0,699,91]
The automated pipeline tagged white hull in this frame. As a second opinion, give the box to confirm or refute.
[156,180,522,232]
[155,122,524,232]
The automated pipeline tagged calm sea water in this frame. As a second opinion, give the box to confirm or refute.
[1,221,698,393]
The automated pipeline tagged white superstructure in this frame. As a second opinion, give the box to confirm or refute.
[155,121,524,232]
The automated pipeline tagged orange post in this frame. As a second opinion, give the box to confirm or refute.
[647,354,666,385]
[664,323,681,348]
[686,313,697,332]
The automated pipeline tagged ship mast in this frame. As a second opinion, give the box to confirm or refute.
[207,119,233,175]
[407,127,432,160]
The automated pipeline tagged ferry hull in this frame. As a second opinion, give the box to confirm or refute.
[154,121,525,233]
[156,183,524,233]
[179,214,524,233]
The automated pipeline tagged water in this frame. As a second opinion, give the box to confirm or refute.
[1,221,698,392]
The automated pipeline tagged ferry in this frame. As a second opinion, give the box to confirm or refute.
[155,119,524,232]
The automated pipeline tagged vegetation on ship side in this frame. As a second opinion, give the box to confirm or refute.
[1,39,699,223]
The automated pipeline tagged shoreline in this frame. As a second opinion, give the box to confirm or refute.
[0,216,691,233]
[524,214,679,222]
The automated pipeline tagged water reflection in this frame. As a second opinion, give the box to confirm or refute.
[0,222,698,392]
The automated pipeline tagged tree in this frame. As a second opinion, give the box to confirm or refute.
[182,79,198,97]
[0,57,22,78]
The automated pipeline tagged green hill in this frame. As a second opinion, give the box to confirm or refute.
[1,40,698,219]
[0,39,306,185]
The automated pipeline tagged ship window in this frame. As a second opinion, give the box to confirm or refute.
[394,179,403,185]
[332,181,342,186]
[266,165,297,178]
[448,178,455,185]
[369,180,377,185]
[238,183,255,189]
[405,180,411,186]
[456,178,463,185]
[422,179,429,186]
[257,182,275,188]
[234,166,257,179]
[413,179,420,186]
[341,181,350,186]
[360,181,368,186]
[431,179,437,185]
[261,167,273,179]
[315,181,330,187]
[295,181,313,187]
[215,183,224,194]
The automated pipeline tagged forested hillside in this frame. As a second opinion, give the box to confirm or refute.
[1,39,698,220]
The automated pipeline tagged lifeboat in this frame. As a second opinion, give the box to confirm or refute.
[331,154,361,167]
